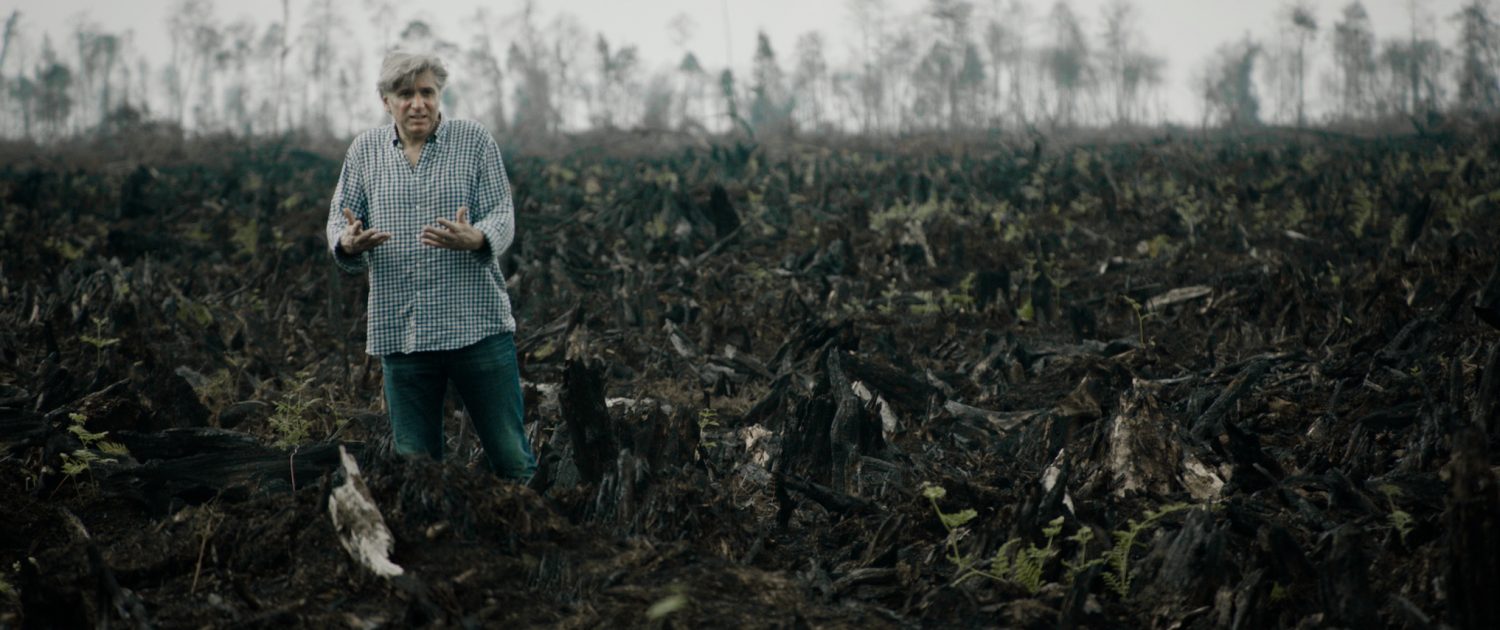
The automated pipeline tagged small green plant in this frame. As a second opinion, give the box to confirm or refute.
[1099,503,1191,598]
[231,217,259,256]
[1120,295,1155,347]
[922,483,980,567]
[1141,234,1173,259]
[985,516,1065,593]
[697,408,721,450]
[1378,484,1415,546]
[1269,581,1290,603]
[1015,295,1035,323]
[1061,526,1105,585]
[921,483,1062,594]
[269,370,320,448]
[869,198,948,232]
[80,316,120,362]
[59,413,129,487]
[923,492,1203,600]
[197,367,238,412]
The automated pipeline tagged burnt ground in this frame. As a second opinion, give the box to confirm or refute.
[2,124,1500,628]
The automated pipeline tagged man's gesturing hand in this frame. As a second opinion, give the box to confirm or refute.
[421,207,486,251]
[339,208,392,255]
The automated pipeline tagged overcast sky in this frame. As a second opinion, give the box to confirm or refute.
[6,0,1475,124]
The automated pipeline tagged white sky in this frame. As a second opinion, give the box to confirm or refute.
[4,0,1475,125]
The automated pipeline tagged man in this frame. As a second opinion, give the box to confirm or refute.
[326,51,535,481]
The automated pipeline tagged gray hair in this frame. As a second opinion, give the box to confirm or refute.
[376,51,449,95]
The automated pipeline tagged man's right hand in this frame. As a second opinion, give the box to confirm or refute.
[338,207,392,255]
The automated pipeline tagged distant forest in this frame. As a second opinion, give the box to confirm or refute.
[2,0,1499,144]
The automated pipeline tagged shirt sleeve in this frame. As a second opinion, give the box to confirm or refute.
[468,129,515,265]
[327,140,370,274]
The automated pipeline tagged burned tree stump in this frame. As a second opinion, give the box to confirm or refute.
[706,184,741,240]
[1474,260,1500,331]
[1444,426,1500,629]
[1476,342,1500,438]
[826,351,875,493]
[560,358,618,486]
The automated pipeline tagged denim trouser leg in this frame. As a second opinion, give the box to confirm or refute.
[380,332,536,480]
[448,333,537,480]
[381,350,447,460]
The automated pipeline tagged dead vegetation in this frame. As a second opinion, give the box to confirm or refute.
[2,126,1499,627]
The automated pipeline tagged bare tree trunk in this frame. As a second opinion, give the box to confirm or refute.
[100,45,117,131]
[0,12,17,100]
[277,0,289,135]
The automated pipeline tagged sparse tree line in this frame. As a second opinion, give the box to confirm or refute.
[0,0,1498,144]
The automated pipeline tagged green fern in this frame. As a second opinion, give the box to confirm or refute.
[1100,503,1191,598]
[1062,527,1106,586]
[923,483,1199,599]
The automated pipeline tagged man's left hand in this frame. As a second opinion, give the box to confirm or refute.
[421,207,486,251]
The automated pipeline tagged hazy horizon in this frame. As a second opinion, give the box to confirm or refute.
[2,0,1479,133]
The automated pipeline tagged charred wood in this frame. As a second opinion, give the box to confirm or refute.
[776,472,877,516]
[560,358,618,486]
[1473,260,1500,331]
[1317,527,1377,627]
[1443,426,1500,629]
[1477,342,1500,438]
[104,441,350,515]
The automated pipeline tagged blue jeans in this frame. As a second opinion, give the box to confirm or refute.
[380,332,537,480]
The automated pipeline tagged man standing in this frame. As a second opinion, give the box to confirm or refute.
[326,51,535,481]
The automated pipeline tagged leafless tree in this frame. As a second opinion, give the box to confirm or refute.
[793,32,830,131]
[505,2,558,141]
[982,0,1030,129]
[72,20,121,133]
[885,26,921,132]
[363,0,397,53]
[719,68,747,135]
[1266,2,1317,126]
[1453,0,1500,114]
[0,11,17,96]
[592,34,639,129]
[1331,1,1377,120]
[677,52,708,131]
[1379,2,1443,118]
[928,0,979,130]
[219,20,256,134]
[274,0,289,135]
[166,0,219,130]
[300,0,349,137]
[1098,0,1162,127]
[667,13,703,130]
[35,35,73,137]
[750,31,793,135]
[6,22,38,138]
[466,9,508,135]
[1199,36,1262,128]
[1043,0,1092,127]
[847,0,890,132]
[547,13,590,132]
[640,72,674,131]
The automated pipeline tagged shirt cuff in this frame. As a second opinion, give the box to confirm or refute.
[472,219,508,264]
[331,241,367,273]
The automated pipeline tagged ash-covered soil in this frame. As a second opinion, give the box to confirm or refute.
[2,125,1499,628]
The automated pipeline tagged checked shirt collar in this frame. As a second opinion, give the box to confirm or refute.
[386,113,447,150]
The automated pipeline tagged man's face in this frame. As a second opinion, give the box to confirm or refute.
[383,70,441,142]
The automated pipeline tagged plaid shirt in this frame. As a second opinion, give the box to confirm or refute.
[326,117,517,355]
